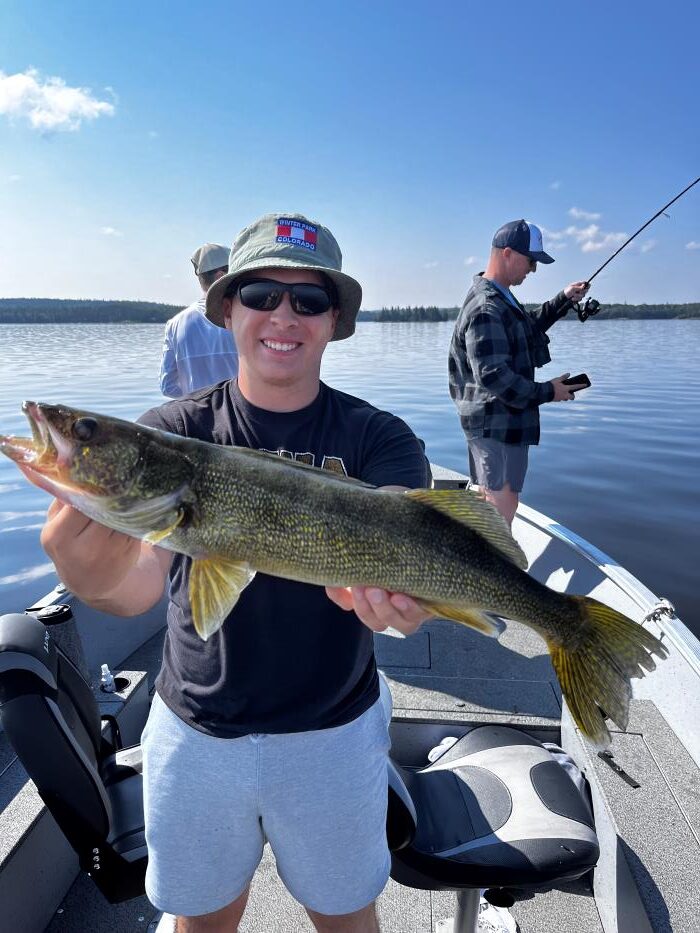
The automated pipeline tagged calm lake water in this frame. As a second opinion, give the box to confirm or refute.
[1,320,698,637]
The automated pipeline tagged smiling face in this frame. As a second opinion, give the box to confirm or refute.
[222,267,339,411]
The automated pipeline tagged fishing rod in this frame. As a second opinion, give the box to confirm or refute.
[567,175,700,321]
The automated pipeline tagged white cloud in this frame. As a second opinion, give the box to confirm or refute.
[100,226,123,237]
[0,68,115,132]
[148,130,159,138]
[550,180,561,190]
[640,239,657,254]
[567,223,599,241]
[686,241,700,250]
[0,561,55,587]
[579,229,627,253]
[543,223,627,254]
[7,174,21,183]
[540,226,567,244]
[568,207,601,221]
[424,260,439,268]
[464,256,479,266]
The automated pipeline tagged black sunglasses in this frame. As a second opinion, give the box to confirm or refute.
[233,278,335,317]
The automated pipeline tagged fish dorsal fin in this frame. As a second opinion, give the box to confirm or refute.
[405,488,528,569]
[189,557,256,641]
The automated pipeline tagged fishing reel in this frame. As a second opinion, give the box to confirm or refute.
[574,297,602,323]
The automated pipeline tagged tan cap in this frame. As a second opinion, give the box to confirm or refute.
[205,213,362,341]
[191,243,230,276]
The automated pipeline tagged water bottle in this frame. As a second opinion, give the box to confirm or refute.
[100,663,116,693]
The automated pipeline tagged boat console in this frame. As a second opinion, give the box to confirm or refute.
[0,610,600,932]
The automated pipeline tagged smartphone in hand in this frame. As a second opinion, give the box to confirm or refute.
[562,373,591,391]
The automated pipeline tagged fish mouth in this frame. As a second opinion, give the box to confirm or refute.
[0,401,78,493]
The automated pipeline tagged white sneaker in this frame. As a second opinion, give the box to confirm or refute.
[427,736,459,763]
[477,898,518,933]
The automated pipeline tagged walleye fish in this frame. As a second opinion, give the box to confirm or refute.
[1,401,667,746]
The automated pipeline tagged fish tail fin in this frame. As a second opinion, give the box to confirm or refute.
[419,601,506,638]
[548,596,668,748]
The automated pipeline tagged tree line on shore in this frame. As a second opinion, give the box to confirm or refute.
[0,297,698,324]
[362,302,700,321]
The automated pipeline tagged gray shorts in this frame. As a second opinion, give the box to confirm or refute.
[142,681,393,917]
[468,438,529,493]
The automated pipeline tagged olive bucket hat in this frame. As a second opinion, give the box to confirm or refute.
[205,212,362,341]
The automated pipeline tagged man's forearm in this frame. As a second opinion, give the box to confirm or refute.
[533,290,571,330]
[160,366,183,398]
[159,338,182,397]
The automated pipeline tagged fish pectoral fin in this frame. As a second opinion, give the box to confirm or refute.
[189,558,256,642]
[420,601,506,638]
[104,484,193,538]
[144,508,185,545]
[405,489,528,570]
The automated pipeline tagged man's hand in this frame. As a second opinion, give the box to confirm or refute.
[550,373,586,401]
[40,499,171,614]
[563,281,590,302]
[41,500,143,600]
[325,585,432,636]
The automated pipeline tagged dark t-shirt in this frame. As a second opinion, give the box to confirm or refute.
[139,379,430,738]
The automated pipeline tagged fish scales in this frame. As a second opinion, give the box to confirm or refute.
[172,441,585,647]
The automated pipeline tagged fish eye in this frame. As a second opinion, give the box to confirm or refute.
[72,417,98,442]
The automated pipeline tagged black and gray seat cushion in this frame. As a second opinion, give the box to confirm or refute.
[0,612,147,903]
[388,724,599,892]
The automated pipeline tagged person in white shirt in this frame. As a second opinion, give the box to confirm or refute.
[160,243,239,397]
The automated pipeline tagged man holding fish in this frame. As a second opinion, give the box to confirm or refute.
[34,214,433,933]
[2,214,666,933]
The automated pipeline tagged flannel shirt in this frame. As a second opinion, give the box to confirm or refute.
[448,275,570,445]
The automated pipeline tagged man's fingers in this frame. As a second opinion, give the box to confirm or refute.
[41,504,92,555]
[325,586,355,611]
[361,587,429,633]
[353,587,389,631]
[327,586,431,635]
[389,592,429,626]
[51,503,96,537]
[46,498,65,520]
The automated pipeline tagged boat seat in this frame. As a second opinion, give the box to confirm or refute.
[387,724,600,930]
[0,612,147,903]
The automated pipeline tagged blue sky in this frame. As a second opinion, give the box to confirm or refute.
[0,0,698,309]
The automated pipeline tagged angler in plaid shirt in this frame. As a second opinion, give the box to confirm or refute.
[449,220,590,525]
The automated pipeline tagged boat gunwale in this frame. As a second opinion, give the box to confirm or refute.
[515,499,700,673]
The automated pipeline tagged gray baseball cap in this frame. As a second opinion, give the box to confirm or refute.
[191,243,230,276]
[205,212,362,341]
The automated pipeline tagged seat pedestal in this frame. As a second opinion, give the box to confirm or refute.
[440,888,481,933]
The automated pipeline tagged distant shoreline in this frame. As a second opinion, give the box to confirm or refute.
[0,298,698,323]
